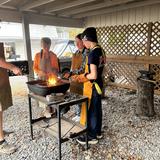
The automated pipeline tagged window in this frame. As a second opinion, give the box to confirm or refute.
[0,22,26,61]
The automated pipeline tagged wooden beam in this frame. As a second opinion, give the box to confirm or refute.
[27,12,84,28]
[106,55,160,65]
[59,0,135,17]
[0,0,11,5]
[0,8,22,22]
[22,14,33,78]
[0,5,16,10]
[20,0,56,11]
[0,9,84,28]
[73,0,160,18]
[43,0,96,14]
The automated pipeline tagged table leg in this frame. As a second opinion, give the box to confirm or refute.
[58,107,61,160]
[28,95,33,140]
[85,100,88,150]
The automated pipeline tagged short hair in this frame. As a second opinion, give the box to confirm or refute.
[41,37,51,45]
[75,33,82,40]
[82,27,98,43]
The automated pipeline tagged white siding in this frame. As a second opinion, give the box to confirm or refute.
[85,4,160,27]
[15,41,25,60]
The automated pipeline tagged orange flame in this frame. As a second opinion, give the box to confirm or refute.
[47,74,57,86]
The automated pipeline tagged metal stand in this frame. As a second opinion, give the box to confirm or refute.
[28,93,88,160]
[57,107,61,160]
[28,96,33,140]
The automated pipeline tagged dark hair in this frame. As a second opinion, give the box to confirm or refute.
[82,27,98,43]
[75,33,82,40]
[41,37,51,45]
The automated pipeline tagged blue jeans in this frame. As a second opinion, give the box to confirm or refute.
[75,104,81,116]
[88,88,102,138]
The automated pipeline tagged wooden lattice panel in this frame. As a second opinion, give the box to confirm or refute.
[150,64,160,90]
[150,22,160,56]
[97,22,160,93]
[104,62,145,87]
[96,23,148,56]
[150,22,160,91]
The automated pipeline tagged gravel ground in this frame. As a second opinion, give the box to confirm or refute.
[1,77,160,160]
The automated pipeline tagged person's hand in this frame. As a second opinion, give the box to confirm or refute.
[76,74,88,83]
[70,74,88,83]
[70,75,79,82]
[63,72,70,79]
[12,66,22,75]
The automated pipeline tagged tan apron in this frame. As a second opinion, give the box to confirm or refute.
[70,51,83,95]
[80,56,93,125]
[0,52,12,111]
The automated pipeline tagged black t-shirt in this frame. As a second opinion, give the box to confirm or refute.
[88,47,105,89]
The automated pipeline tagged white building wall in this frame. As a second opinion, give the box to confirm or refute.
[15,40,25,60]
[85,4,160,27]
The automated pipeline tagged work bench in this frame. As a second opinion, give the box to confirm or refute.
[28,92,88,160]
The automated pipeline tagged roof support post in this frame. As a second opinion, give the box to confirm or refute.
[22,14,33,78]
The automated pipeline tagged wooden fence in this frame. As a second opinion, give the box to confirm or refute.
[96,21,160,93]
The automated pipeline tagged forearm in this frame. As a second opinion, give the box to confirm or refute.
[86,73,97,80]
[0,58,15,71]
[71,65,97,83]
[86,64,97,80]
[71,73,89,83]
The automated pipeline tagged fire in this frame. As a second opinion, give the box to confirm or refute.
[48,77,56,86]
[47,74,57,86]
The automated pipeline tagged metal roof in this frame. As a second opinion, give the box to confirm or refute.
[0,0,159,27]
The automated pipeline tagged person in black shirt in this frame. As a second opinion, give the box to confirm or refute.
[71,27,105,145]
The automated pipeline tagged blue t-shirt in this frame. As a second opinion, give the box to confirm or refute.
[88,47,105,89]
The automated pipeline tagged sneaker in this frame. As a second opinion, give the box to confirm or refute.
[72,116,76,121]
[72,115,80,122]
[76,135,98,145]
[3,130,14,136]
[41,110,51,118]
[0,140,16,155]
[97,134,103,139]
[41,107,57,118]
[74,116,80,122]
[43,110,52,118]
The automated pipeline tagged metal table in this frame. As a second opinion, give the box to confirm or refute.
[28,92,88,160]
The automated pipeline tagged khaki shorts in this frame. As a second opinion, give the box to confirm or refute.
[0,85,12,111]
